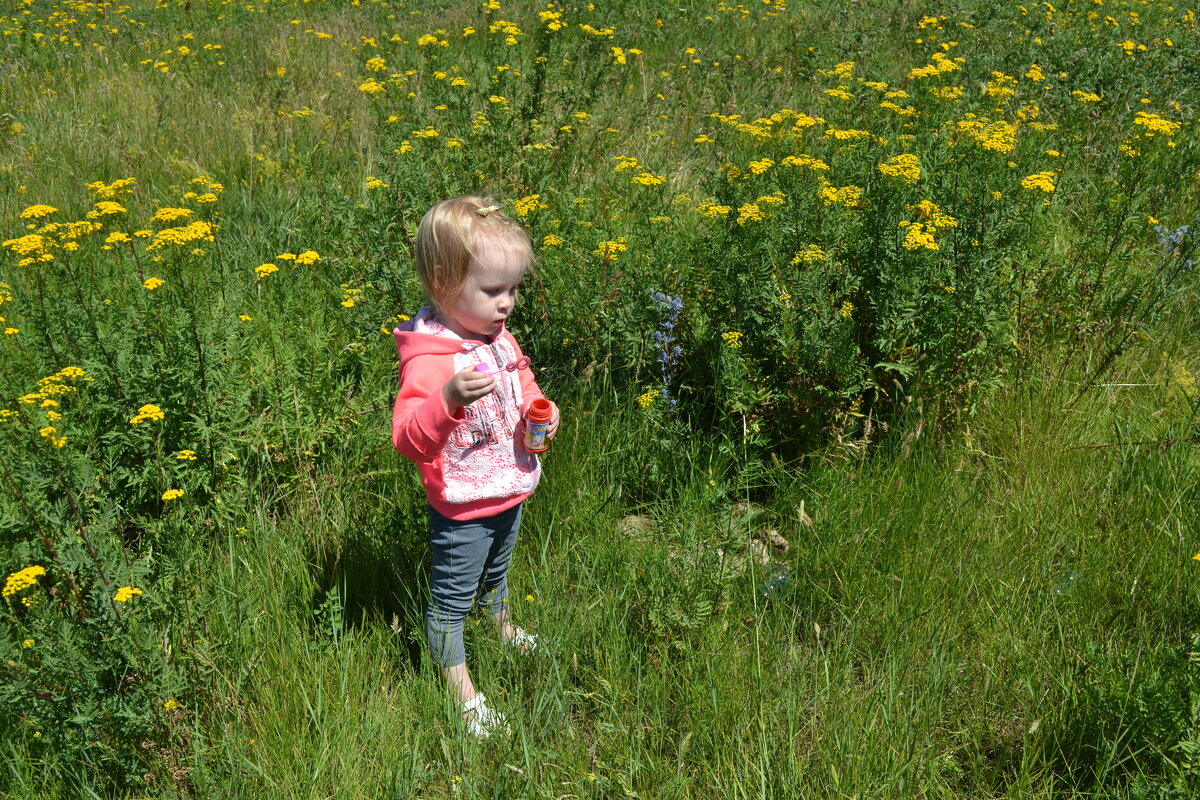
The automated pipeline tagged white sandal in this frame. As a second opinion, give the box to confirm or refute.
[461,693,509,739]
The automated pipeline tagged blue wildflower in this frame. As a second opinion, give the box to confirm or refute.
[652,291,683,408]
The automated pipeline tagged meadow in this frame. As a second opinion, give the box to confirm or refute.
[1,0,1199,796]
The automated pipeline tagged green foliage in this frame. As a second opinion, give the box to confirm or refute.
[0,525,179,788]
[625,519,737,659]
[1050,630,1200,798]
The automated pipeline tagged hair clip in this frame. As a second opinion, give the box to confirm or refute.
[475,356,531,376]
[475,204,501,217]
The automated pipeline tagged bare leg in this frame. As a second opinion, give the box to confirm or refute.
[441,662,476,705]
[492,607,518,644]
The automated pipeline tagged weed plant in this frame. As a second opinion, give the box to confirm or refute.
[1,0,1199,796]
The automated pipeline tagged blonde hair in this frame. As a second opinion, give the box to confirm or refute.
[414,195,534,309]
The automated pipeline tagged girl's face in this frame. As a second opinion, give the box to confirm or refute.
[437,242,527,341]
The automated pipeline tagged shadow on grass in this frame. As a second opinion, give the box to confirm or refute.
[308,491,431,671]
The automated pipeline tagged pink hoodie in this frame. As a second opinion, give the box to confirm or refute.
[391,307,545,520]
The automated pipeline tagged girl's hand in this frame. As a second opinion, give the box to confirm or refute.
[545,401,561,440]
[442,368,495,412]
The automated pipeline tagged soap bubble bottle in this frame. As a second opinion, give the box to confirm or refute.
[523,398,553,453]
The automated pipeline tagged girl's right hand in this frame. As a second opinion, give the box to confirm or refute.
[442,368,495,411]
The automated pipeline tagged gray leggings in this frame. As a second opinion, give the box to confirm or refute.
[425,503,523,668]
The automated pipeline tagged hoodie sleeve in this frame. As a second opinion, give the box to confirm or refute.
[391,355,464,463]
[506,332,546,415]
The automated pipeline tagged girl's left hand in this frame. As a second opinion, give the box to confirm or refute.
[545,401,561,441]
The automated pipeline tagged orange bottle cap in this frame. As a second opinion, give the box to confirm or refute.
[526,398,553,423]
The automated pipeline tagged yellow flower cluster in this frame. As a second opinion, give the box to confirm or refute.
[543,234,564,247]
[15,366,90,443]
[790,245,827,265]
[578,23,615,37]
[737,193,786,225]
[879,101,918,118]
[982,72,1018,100]
[930,86,964,101]
[823,127,875,143]
[708,110,814,142]
[748,158,774,175]
[1132,112,1180,137]
[3,565,45,600]
[900,223,939,250]
[912,201,958,230]
[93,201,127,216]
[514,194,546,217]
[539,9,566,31]
[0,282,12,334]
[151,207,193,224]
[721,331,744,348]
[839,301,855,319]
[2,233,54,266]
[146,220,216,251]
[87,177,136,201]
[899,201,958,251]
[256,263,279,278]
[143,276,165,291]
[162,489,184,501]
[949,116,1018,154]
[631,172,665,186]
[879,154,921,185]
[488,19,524,45]
[697,201,732,218]
[274,251,320,266]
[737,203,766,224]
[780,154,829,172]
[59,221,104,240]
[1072,90,1101,103]
[365,176,389,190]
[39,425,66,448]
[817,181,864,211]
[129,403,165,424]
[358,78,385,95]
[908,52,962,80]
[613,155,641,172]
[114,586,143,602]
[593,238,628,260]
[20,205,58,220]
[635,389,659,409]
[1021,171,1057,193]
[817,61,855,78]
[186,176,224,199]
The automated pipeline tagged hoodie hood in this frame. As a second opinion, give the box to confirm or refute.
[393,306,499,366]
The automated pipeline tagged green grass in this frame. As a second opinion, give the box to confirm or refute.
[106,352,1193,798]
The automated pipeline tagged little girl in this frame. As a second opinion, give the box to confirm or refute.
[391,195,559,738]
